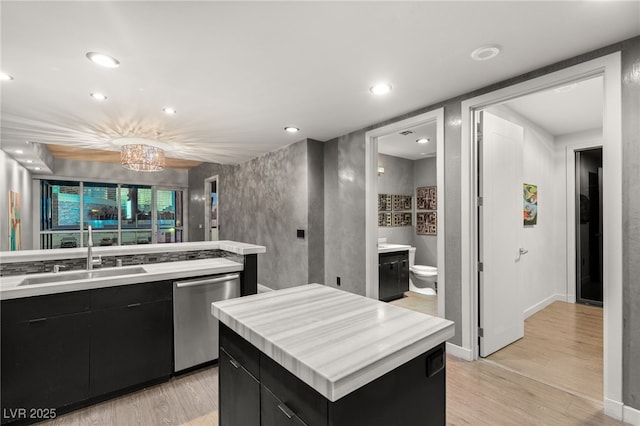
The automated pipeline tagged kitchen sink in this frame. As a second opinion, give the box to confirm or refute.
[19,266,147,286]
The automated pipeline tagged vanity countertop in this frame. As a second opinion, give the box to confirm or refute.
[212,283,454,402]
[0,257,243,300]
[377,243,411,253]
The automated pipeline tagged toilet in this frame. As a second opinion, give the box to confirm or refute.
[408,247,437,296]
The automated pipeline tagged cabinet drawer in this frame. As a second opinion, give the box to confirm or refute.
[219,323,260,379]
[90,280,171,310]
[261,385,308,426]
[260,353,327,426]
[219,347,260,426]
[1,290,90,323]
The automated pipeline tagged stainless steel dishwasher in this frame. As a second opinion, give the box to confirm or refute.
[173,273,240,372]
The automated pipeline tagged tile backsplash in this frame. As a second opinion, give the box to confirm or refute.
[0,249,244,276]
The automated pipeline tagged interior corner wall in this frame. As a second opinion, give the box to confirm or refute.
[413,156,437,267]
[307,139,325,284]
[222,140,312,290]
[621,35,640,411]
[377,153,414,246]
[486,104,563,317]
[323,131,367,295]
[1,150,34,251]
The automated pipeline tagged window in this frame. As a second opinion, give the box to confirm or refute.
[39,179,185,249]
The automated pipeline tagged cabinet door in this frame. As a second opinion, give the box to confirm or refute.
[219,348,260,426]
[1,312,90,418]
[261,385,308,426]
[398,257,409,294]
[379,260,400,301]
[90,300,172,397]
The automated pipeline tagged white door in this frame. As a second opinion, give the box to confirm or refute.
[479,111,525,357]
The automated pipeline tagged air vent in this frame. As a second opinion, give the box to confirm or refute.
[399,130,414,136]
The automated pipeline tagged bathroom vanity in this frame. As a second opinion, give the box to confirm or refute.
[213,284,455,426]
[377,243,411,301]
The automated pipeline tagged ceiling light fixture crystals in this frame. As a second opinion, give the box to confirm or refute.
[86,52,120,68]
[121,144,165,172]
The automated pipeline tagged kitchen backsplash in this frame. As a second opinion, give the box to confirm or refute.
[0,249,244,276]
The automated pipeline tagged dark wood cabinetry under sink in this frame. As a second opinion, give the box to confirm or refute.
[378,251,409,301]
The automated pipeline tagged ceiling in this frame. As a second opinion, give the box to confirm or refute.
[1,2,638,172]
[378,122,437,161]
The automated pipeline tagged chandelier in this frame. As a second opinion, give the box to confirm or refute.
[121,144,165,172]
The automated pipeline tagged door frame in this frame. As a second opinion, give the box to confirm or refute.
[460,53,622,416]
[204,175,218,241]
[364,108,445,317]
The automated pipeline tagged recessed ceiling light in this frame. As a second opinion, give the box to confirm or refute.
[34,167,41,171]
[90,92,107,100]
[416,138,430,144]
[284,126,300,133]
[370,83,392,96]
[163,107,177,115]
[26,160,34,163]
[471,45,501,61]
[0,72,14,81]
[15,150,23,154]
[86,52,120,68]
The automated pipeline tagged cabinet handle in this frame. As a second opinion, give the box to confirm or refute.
[127,303,142,308]
[278,403,294,419]
[28,317,47,324]
[229,358,240,369]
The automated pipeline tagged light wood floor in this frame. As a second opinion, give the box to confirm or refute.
[487,301,603,402]
[41,301,622,426]
[389,290,438,316]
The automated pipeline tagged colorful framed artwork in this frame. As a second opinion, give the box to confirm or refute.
[523,183,538,226]
[9,190,21,251]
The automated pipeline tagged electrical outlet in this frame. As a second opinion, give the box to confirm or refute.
[337,276,341,286]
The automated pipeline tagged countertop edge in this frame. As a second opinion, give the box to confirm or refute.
[0,240,266,263]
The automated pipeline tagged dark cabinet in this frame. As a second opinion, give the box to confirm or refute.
[89,281,172,398]
[1,280,173,424]
[219,324,447,426]
[219,348,260,426]
[378,251,409,301]
[1,308,90,424]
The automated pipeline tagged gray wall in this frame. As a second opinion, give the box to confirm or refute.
[377,153,414,245]
[323,131,366,293]
[188,139,324,290]
[621,36,640,410]
[0,150,33,250]
[413,156,437,267]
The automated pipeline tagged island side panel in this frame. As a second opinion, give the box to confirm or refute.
[241,254,258,296]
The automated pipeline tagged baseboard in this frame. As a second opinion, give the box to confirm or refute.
[524,293,565,319]
[605,398,624,420]
[624,404,640,425]
[257,284,273,293]
[446,342,473,361]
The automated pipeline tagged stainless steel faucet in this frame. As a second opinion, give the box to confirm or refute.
[86,225,102,270]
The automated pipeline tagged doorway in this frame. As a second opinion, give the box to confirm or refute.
[460,52,622,413]
[204,175,219,241]
[576,148,603,306]
[364,108,446,318]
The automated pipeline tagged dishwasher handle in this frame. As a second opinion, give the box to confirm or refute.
[175,273,240,288]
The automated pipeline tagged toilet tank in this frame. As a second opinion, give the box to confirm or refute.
[409,247,416,267]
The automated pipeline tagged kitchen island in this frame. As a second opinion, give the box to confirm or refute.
[212,283,455,426]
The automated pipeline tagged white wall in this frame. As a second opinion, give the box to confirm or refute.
[1,150,34,250]
[487,105,564,317]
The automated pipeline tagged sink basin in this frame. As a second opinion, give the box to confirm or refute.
[19,266,147,286]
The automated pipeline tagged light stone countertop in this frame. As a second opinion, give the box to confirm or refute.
[0,257,243,300]
[212,283,454,402]
[0,240,265,263]
[377,243,411,253]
